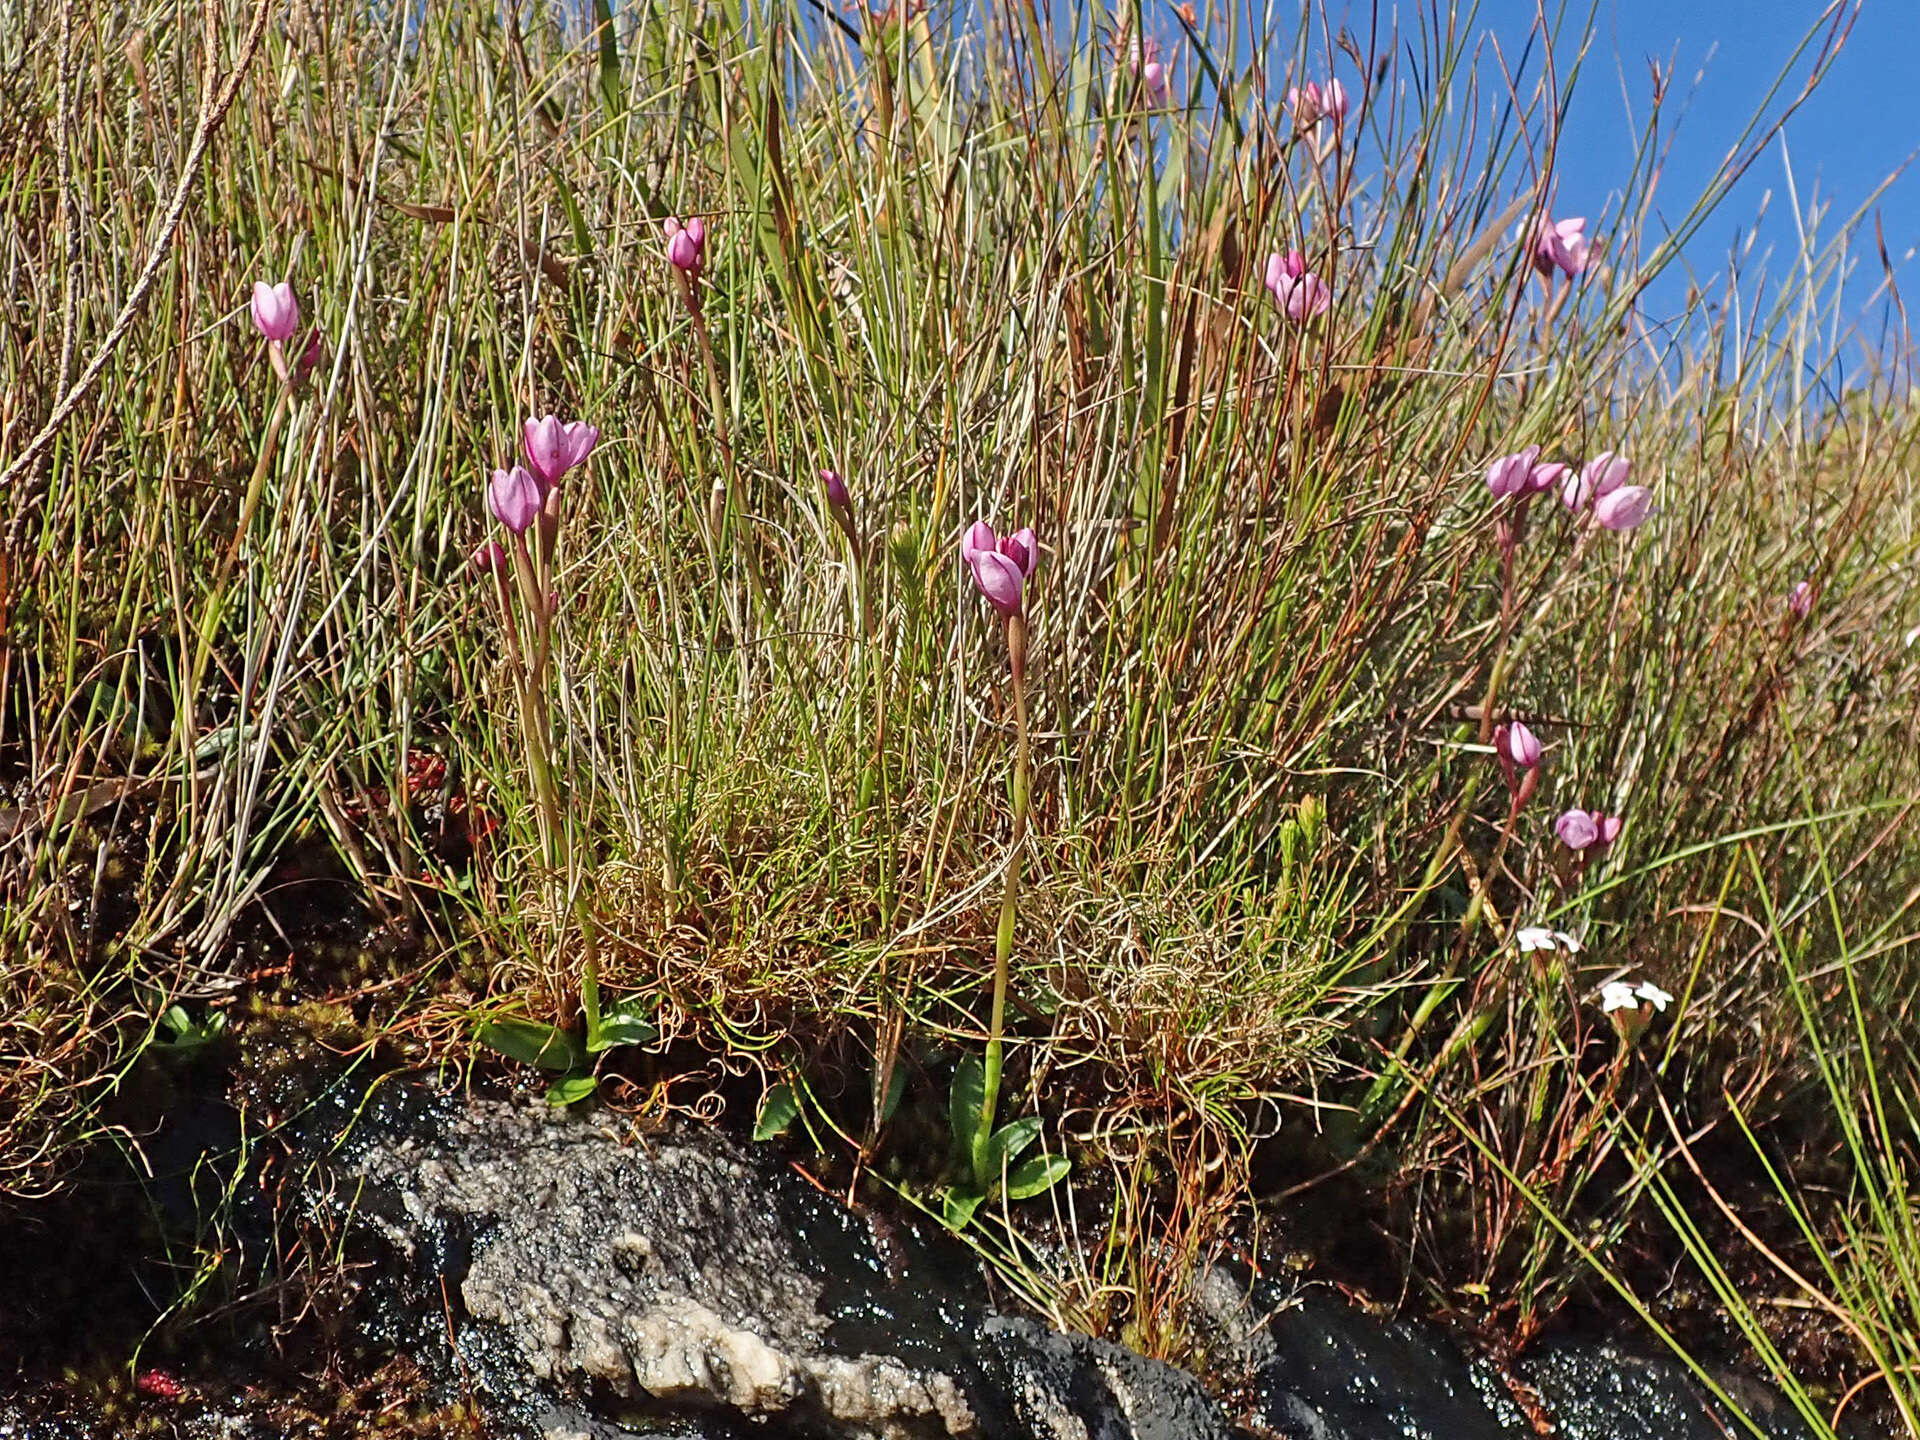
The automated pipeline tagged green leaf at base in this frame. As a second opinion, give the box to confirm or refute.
[988,1116,1043,1171]
[545,1073,599,1106]
[1005,1153,1070,1200]
[478,1018,584,1072]
[586,992,659,1053]
[941,1185,985,1232]
[753,1081,801,1141]
[949,1054,985,1152]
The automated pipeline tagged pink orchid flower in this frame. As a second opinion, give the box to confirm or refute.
[250,281,299,342]
[963,519,1037,618]
[1529,215,1589,279]
[488,466,544,535]
[1264,250,1333,322]
[522,415,600,489]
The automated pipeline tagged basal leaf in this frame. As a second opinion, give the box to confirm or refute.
[545,1073,599,1106]
[1005,1153,1071,1200]
[477,1018,583,1072]
[754,1082,801,1141]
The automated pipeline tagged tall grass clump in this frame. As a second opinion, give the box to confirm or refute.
[2,0,1916,1405]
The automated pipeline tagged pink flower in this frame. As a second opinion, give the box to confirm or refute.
[1264,250,1332,322]
[1530,461,1568,495]
[250,281,299,342]
[488,466,544,535]
[1594,813,1624,846]
[1554,808,1599,850]
[1485,446,1563,499]
[1562,451,1630,512]
[1131,38,1168,101]
[1787,580,1814,617]
[1287,79,1349,128]
[1496,721,1542,769]
[1529,215,1589,279]
[963,519,1037,618]
[665,216,706,274]
[1486,446,1539,499]
[522,415,600,488]
[1593,485,1652,531]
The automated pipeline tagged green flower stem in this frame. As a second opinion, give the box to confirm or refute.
[974,610,1029,1189]
[500,527,599,1033]
[185,385,290,729]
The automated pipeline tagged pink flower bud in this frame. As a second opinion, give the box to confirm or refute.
[1787,580,1814,617]
[962,518,1035,618]
[487,466,544,535]
[1594,813,1624,846]
[821,468,850,511]
[1593,485,1652,531]
[1496,721,1542,770]
[471,540,507,573]
[522,414,600,488]
[666,216,706,273]
[1127,37,1168,101]
[250,281,299,342]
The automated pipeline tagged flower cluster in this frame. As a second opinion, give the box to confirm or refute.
[1561,451,1651,530]
[1601,977,1674,1043]
[488,416,600,537]
[1601,978,1672,1013]
[1485,445,1650,532]
[1485,446,1567,500]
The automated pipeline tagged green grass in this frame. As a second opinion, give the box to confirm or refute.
[2,0,1916,1416]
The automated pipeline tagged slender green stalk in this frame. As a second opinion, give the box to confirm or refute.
[974,611,1030,1189]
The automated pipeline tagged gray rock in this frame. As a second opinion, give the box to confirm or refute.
[1518,1339,1822,1440]
[352,1100,977,1437]
[343,1096,1241,1440]
[1191,1267,1527,1440]
[328,1095,1831,1440]
[974,1315,1235,1440]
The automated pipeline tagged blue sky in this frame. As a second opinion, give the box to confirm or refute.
[1400,0,1917,338]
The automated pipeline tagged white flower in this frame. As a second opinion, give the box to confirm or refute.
[1635,981,1673,1012]
[1600,981,1640,1013]
[1516,927,1583,954]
